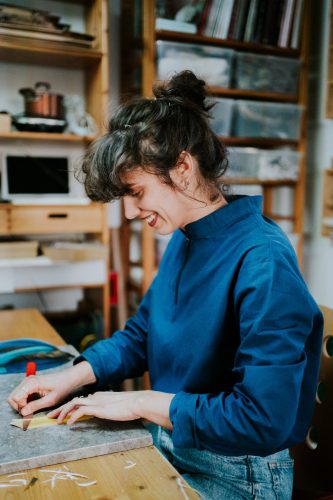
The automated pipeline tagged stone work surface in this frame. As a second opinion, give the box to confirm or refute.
[0,362,153,474]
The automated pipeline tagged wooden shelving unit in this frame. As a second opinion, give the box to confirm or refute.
[222,138,299,147]
[326,4,333,117]
[0,131,95,142]
[0,0,111,336]
[0,41,103,68]
[155,29,301,56]
[208,87,298,103]
[121,0,310,298]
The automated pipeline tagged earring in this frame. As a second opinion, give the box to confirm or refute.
[182,179,189,191]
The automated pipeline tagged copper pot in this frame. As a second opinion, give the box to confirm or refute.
[19,82,64,119]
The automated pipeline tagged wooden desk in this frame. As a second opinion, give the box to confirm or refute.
[0,309,198,499]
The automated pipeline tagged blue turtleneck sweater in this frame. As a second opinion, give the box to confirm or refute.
[79,195,323,457]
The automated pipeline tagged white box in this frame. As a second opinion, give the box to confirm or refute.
[0,257,106,290]
[258,150,301,180]
[234,52,300,94]
[209,98,234,136]
[227,147,260,178]
[156,40,234,87]
[233,100,303,139]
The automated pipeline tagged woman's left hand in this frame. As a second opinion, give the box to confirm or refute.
[47,390,175,429]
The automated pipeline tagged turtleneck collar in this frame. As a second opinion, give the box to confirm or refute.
[182,195,263,239]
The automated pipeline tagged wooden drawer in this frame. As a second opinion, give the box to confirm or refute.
[0,207,10,235]
[9,205,105,234]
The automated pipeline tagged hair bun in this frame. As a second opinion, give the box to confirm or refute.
[153,70,209,112]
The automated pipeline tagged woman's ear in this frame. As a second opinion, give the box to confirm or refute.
[170,151,194,189]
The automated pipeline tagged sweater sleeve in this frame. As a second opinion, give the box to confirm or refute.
[76,280,154,387]
[169,244,323,455]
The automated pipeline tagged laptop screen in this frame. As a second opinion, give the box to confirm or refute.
[6,156,69,195]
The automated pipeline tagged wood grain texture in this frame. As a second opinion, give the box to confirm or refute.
[0,446,199,499]
[0,309,65,346]
[9,205,104,234]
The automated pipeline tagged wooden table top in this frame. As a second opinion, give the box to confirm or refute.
[0,309,198,499]
[0,308,65,345]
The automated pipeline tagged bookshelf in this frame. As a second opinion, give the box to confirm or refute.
[326,2,333,118]
[121,0,310,301]
[0,0,110,337]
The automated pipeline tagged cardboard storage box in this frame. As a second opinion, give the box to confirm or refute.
[0,113,11,133]
[42,242,107,261]
[0,241,38,259]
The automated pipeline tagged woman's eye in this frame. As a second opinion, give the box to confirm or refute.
[132,191,142,198]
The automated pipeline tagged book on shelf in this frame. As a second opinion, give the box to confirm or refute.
[211,0,225,38]
[0,25,94,47]
[261,0,284,46]
[214,0,235,39]
[232,0,250,40]
[227,0,241,38]
[196,0,304,46]
[202,0,221,36]
[278,0,296,47]
[155,17,197,33]
[197,0,212,34]
[243,0,259,42]
[252,0,266,44]
[290,0,304,49]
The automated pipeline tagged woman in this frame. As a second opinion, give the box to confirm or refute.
[8,71,323,499]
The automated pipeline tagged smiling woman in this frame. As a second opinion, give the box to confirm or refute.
[8,70,324,500]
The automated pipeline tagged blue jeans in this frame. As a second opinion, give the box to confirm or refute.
[148,424,293,499]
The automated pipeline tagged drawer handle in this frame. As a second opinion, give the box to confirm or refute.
[48,213,68,219]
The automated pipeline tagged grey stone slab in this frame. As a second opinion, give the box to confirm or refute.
[0,354,153,475]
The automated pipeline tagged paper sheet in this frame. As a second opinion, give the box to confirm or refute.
[10,412,92,431]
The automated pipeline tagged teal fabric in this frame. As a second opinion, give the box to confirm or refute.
[0,338,73,373]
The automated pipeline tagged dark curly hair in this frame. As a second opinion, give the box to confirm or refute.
[80,70,229,202]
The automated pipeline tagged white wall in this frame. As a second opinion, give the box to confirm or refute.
[303,0,333,307]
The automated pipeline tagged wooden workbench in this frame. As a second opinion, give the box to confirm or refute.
[0,309,198,499]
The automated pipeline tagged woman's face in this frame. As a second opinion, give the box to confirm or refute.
[122,167,194,235]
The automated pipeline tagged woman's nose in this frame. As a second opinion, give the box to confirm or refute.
[123,196,140,220]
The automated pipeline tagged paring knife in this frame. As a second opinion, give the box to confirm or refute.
[22,361,37,431]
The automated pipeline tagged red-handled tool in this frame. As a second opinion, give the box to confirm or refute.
[26,361,37,378]
[22,361,37,431]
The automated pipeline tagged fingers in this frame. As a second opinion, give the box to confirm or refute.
[48,396,94,423]
[7,381,34,412]
[20,393,56,416]
[46,407,62,419]
[47,391,141,426]
[8,376,61,416]
[66,406,96,425]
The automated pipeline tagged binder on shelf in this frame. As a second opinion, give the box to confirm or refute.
[278,0,296,47]
[290,0,304,49]
[214,0,235,39]
[155,17,197,34]
[243,0,259,42]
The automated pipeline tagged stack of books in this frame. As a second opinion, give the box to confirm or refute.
[196,0,303,48]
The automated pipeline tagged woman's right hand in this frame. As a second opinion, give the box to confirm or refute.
[7,361,97,416]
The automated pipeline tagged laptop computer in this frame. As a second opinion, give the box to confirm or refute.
[1,155,90,205]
